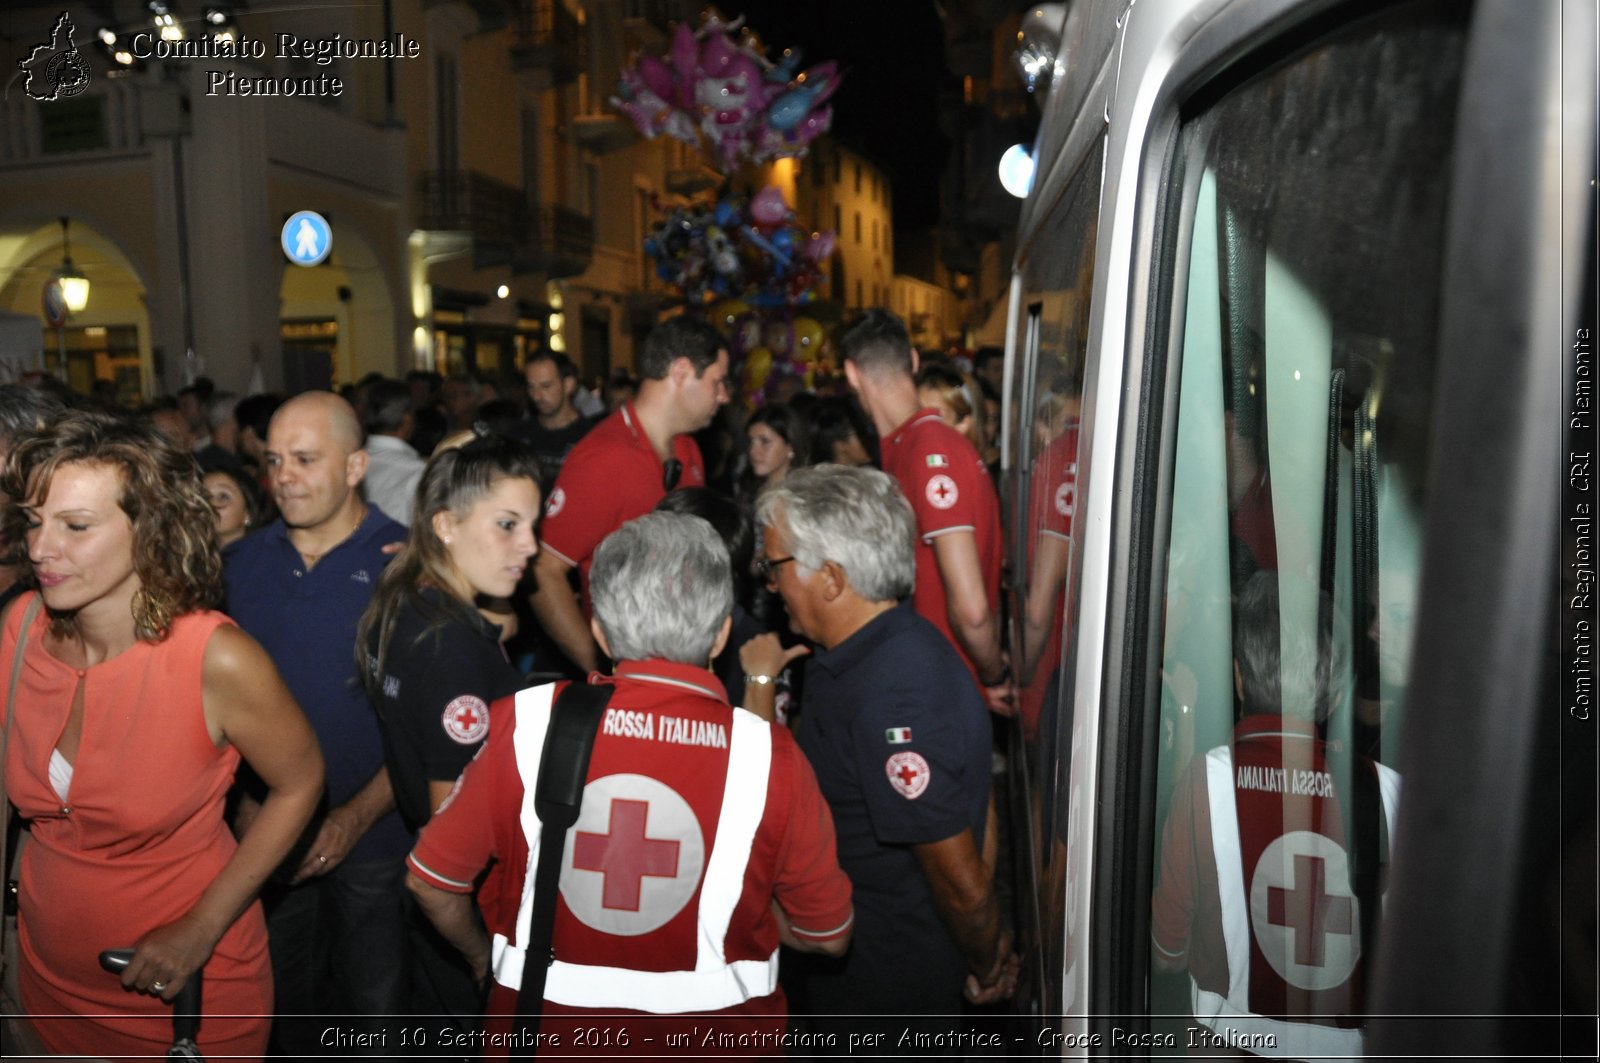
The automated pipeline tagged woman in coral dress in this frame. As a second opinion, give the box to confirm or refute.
[1,412,322,1059]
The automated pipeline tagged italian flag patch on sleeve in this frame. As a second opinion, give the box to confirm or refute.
[885,727,913,744]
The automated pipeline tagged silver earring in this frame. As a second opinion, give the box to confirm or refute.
[443,537,452,545]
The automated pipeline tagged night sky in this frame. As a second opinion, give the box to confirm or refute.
[719,0,953,229]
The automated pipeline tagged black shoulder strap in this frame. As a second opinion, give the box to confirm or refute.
[515,681,614,1057]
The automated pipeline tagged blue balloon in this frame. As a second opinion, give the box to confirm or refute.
[714,200,739,229]
[766,87,817,132]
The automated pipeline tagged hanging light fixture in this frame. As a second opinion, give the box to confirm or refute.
[56,216,90,313]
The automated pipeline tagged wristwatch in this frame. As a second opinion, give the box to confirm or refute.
[743,673,776,686]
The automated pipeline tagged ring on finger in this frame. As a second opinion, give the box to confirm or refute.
[150,980,167,992]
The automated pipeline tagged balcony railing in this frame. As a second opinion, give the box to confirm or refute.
[512,0,584,86]
[417,170,525,268]
[516,205,594,279]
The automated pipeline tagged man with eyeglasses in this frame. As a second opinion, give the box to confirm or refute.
[529,316,730,674]
[747,464,1018,1038]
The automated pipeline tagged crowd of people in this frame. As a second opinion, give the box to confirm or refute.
[0,307,1063,1059]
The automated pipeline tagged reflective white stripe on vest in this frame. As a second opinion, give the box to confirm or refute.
[1193,746,1386,1062]
[493,682,559,991]
[1204,749,1251,1006]
[491,686,780,1012]
[1190,982,1362,1061]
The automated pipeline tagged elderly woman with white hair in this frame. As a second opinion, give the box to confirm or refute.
[405,511,852,1053]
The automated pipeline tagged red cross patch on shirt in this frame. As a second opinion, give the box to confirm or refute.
[925,474,959,511]
[885,751,931,799]
[442,695,490,745]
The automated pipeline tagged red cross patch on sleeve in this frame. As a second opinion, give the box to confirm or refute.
[442,695,490,745]
[885,751,931,799]
[925,474,959,510]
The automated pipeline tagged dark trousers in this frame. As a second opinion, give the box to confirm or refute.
[264,857,409,1058]
[405,891,484,1041]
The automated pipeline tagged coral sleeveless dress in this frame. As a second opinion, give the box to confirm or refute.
[2,595,271,1058]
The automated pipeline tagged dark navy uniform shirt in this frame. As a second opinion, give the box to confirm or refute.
[796,600,991,1014]
[366,587,524,831]
[224,508,412,862]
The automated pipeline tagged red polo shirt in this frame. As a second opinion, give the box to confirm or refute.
[539,401,706,613]
[1021,424,1079,735]
[880,409,1003,685]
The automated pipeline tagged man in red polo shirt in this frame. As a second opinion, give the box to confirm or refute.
[529,317,730,673]
[839,309,1013,714]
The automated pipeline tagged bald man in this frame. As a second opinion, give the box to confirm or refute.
[223,391,412,1054]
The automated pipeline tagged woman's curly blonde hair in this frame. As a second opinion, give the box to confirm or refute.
[0,410,222,642]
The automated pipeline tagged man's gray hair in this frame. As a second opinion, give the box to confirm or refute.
[756,464,914,603]
[1233,572,1346,724]
[590,512,734,665]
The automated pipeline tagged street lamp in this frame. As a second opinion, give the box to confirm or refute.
[998,144,1035,199]
[56,216,90,313]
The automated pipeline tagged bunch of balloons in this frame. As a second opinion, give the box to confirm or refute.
[610,8,842,172]
[644,185,836,309]
[707,300,835,407]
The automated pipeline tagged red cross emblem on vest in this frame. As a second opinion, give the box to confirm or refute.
[559,773,706,937]
[925,474,959,510]
[1249,830,1361,990]
[573,798,681,911]
[1267,853,1354,967]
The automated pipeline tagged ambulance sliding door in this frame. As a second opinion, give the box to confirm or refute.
[1108,0,1470,1053]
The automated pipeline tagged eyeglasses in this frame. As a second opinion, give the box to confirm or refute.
[755,555,796,584]
[662,458,683,492]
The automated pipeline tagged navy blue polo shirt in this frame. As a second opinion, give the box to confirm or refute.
[224,509,412,862]
[796,600,991,1014]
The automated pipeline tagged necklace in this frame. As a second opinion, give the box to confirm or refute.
[294,504,368,570]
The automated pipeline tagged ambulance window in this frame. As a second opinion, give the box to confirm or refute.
[1006,137,1101,1015]
[1144,2,1465,1055]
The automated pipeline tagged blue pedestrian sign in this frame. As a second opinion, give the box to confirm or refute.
[281,211,332,267]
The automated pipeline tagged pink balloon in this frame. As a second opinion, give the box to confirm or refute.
[749,186,789,229]
[699,32,740,78]
[670,23,700,108]
[801,61,842,107]
[802,231,836,263]
[791,104,833,148]
[636,54,676,104]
